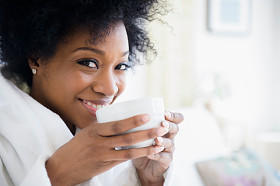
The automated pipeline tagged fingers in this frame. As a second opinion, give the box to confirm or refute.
[96,114,150,136]
[111,145,165,161]
[165,111,184,124]
[107,126,169,147]
[153,137,174,153]
[163,120,179,139]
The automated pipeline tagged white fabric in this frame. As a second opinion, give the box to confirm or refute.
[0,74,172,186]
[170,106,228,186]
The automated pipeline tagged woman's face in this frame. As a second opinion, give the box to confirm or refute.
[30,22,130,130]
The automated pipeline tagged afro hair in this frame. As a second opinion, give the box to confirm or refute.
[0,0,167,88]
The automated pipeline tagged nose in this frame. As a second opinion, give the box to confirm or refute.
[92,70,118,97]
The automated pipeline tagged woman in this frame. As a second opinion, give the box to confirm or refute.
[0,0,184,186]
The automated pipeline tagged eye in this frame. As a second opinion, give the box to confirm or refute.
[77,59,98,69]
[115,63,132,71]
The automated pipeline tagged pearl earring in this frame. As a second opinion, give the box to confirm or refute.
[31,68,37,75]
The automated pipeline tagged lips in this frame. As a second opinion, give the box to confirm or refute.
[79,98,110,116]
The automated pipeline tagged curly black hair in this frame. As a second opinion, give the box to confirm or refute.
[0,0,167,88]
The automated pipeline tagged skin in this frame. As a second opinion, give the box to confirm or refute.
[29,22,184,186]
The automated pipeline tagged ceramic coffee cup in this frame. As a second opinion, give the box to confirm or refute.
[96,97,164,149]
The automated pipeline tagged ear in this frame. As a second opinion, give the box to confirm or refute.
[28,57,40,70]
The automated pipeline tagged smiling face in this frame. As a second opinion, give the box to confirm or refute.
[29,22,130,131]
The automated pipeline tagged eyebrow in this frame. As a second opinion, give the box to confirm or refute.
[72,47,129,57]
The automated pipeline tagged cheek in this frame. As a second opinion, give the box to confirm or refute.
[46,70,90,101]
[63,72,94,97]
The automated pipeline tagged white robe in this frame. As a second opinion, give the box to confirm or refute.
[0,74,172,186]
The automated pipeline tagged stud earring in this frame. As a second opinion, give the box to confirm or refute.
[31,68,37,75]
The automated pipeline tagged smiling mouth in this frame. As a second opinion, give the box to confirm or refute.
[78,98,109,116]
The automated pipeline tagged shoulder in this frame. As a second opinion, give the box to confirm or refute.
[0,71,29,107]
[0,72,71,150]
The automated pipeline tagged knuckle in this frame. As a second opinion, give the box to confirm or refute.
[175,112,184,122]
[104,138,114,147]
[123,135,134,145]
[112,122,122,134]
[148,128,157,138]
[174,112,180,118]
[152,128,161,138]
[170,112,176,120]
[179,113,184,120]
[133,116,143,126]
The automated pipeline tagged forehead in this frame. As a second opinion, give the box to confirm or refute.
[58,22,129,53]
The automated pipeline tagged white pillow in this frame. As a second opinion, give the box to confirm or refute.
[171,105,227,186]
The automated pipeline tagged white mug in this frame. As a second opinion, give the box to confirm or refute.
[96,97,165,149]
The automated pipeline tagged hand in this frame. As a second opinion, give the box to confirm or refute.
[45,114,168,186]
[133,111,184,186]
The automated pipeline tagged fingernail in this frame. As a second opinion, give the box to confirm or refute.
[141,114,150,122]
[156,137,163,144]
[161,121,169,129]
[165,111,171,119]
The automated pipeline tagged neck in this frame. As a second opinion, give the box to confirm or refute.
[66,122,76,135]
[30,87,76,136]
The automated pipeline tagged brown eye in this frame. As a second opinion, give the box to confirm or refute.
[77,59,98,69]
[115,63,131,71]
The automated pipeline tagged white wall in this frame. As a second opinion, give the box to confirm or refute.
[122,0,280,133]
[193,0,279,132]
[120,0,280,169]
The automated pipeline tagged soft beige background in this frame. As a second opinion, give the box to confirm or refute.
[146,0,195,108]
[119,0,280,171]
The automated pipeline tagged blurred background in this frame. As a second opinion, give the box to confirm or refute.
[119,0,280,185]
